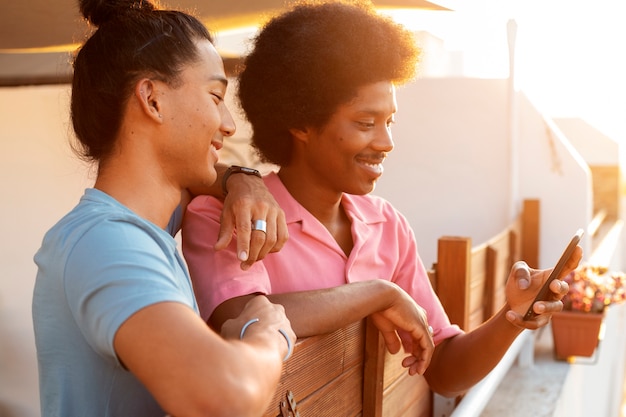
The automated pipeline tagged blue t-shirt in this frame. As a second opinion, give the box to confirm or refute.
[33,188,197,416]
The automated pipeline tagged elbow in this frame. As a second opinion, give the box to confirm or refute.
[164,378,278,417]
[427,380,468,399]
[161,361,282,417]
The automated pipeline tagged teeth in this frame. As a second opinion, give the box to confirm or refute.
[362,161,382,167]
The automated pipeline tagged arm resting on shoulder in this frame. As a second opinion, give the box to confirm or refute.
[185,163,288,269]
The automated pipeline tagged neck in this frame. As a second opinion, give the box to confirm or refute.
[95,148,181,229]
[278,167,343,224]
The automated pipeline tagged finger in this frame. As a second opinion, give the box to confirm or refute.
[398,330,414,353]
[379,330,402,354]
[270,210,289,253]
[401,339,432,376]
[246,215,276,265]
[235,215,254,264]
[512,261,532,290]
[241,229,268,270]
[260,213,278,256]
[214,212,235,252]
[530,298,565,317]
[506,309,550,330]
[562,245,583,277]
[401,355,419,375]
[549,278,569,298]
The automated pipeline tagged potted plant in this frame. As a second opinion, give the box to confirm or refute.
[551,264,626,359]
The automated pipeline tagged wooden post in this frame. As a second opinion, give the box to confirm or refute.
[522,199,540,268]
[436,237,472,331]
[362,317,385,417]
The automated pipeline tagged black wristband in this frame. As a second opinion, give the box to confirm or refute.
[221,165,262,196]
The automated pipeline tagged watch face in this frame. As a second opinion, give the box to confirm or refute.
[223,166,262,195]
[233,166,260,176]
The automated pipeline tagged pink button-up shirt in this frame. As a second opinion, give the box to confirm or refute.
[182,172,461,344]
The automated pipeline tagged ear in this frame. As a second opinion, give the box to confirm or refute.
[134,78,162,123]
[289,127,311,144]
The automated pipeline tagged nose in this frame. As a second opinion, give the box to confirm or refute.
[220,105,236,137]
[373,125,394,153]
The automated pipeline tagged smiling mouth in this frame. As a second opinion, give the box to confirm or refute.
[357,158,385,175]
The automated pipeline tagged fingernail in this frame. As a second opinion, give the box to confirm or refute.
[239,251,248,261]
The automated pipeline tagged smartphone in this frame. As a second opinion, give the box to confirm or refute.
[522,228,584,320]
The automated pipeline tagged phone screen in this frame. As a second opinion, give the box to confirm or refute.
[522,228,584,321]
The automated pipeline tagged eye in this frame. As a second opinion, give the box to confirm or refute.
[211,92,224,103]
[356,121,375,129]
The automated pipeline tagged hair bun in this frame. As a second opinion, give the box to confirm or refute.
[79,0,156,26]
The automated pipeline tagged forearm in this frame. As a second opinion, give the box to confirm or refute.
[212,280,400,337]
[117,302,284,417]
[274,280,402,336]
[425,305,523,397]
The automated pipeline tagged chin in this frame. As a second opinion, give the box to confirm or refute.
[348,183,376,196]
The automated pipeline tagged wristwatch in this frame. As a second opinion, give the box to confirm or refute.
[221,165,262,196]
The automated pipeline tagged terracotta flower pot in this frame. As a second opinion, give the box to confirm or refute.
[551,311,604,359]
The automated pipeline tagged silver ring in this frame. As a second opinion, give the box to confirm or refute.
[252,219,267,233]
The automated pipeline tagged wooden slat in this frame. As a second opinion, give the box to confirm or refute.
[485,245,498,320]
[469,244,487,330]
[485,230,512,318]
[521,199,540,268]
[292,364,364,416]
[436,237,472,330]
[382,371,432,417]
[363,318,385,417]
[382,350,405,390]
[264,320,365,417]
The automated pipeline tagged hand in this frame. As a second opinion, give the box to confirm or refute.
[222,296,296,361]
[505,245,582,329]
[369,286,434,376]
[215,174,288,270]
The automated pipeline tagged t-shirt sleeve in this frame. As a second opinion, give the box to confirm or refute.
[64,219,191,365]
[182,195,271,321]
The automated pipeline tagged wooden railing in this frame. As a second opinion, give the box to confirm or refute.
[262,199,541,417]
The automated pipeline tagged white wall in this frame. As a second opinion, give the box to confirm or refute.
[374,78,592,270]
[0,85,89,417]
[554,117,621,166]
[517,94,593,267]
[375,78,513,268]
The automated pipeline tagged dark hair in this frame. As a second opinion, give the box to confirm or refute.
[237,0,419,167]
[71,0,213,162]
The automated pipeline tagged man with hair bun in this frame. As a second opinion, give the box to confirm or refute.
[32,0,295,416]
[183,0,582,398]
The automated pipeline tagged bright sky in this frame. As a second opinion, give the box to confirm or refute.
[385,0,626,142]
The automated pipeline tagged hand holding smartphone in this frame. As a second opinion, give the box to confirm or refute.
[522,228,584,321]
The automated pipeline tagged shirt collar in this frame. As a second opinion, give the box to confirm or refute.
[265,171,387,226]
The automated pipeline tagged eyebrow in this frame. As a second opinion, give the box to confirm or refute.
[210,75,228,87]
[355,108,397,117]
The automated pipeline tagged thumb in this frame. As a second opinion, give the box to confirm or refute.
[512,261,531,290]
